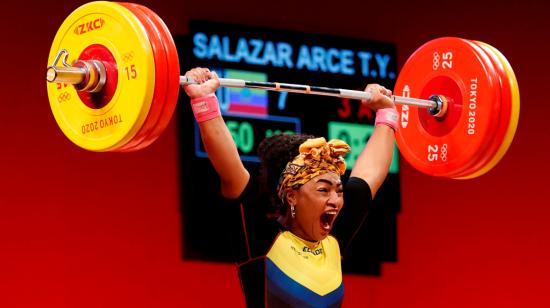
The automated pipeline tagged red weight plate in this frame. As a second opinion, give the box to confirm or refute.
[453,40,513,178]
[457,41,519,179]
[115,2,168,152]
[126,3,180,151]
[443,39,505,178]
[394,37,501,178]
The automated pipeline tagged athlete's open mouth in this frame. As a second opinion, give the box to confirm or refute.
[320,210,338,231]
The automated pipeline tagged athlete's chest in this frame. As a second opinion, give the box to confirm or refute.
[266,231,342,296]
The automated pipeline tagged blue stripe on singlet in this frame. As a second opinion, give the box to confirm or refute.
[266,258,344,308]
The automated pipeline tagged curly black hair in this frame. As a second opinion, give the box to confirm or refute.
[257,133,315,217]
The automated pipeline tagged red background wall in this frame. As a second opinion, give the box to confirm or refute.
[1,0,548,307]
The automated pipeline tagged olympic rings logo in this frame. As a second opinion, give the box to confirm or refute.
[122,51,135,63]
[440,143,448,162]
[432,52,440,70]
[57,92,71,103]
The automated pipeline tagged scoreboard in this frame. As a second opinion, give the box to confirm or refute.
[177,21,400,275]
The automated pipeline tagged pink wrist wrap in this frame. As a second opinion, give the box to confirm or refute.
[190,94,221,122]
[375,108,399,131]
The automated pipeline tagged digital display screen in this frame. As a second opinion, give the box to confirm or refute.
[195,113,301,162]
[177,21,400,275]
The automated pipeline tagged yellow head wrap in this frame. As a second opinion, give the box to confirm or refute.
[276,137,351,201]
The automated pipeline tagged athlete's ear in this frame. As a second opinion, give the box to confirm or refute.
[285,188,297,206]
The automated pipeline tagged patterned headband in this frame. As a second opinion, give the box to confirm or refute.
[276,137,351,201]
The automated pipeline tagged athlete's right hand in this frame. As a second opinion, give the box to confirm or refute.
[182,67,220,99]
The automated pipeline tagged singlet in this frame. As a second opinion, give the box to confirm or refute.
[221,176,372,307]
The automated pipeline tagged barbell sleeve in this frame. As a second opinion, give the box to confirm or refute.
[46,66,86,84]
[46,60,107,93]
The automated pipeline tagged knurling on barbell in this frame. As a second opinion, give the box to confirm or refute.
[45,1,519,179]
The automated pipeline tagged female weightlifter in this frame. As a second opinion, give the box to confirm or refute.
[183,67,396,307]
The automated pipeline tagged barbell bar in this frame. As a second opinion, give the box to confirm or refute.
[47,63,444,112]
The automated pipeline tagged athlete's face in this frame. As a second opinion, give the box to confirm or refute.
[287,172,344,242]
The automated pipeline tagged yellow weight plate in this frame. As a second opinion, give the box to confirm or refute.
[47,1,155,152]
[459,42,520,179]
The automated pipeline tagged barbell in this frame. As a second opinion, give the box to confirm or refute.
[45,1,519,179]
